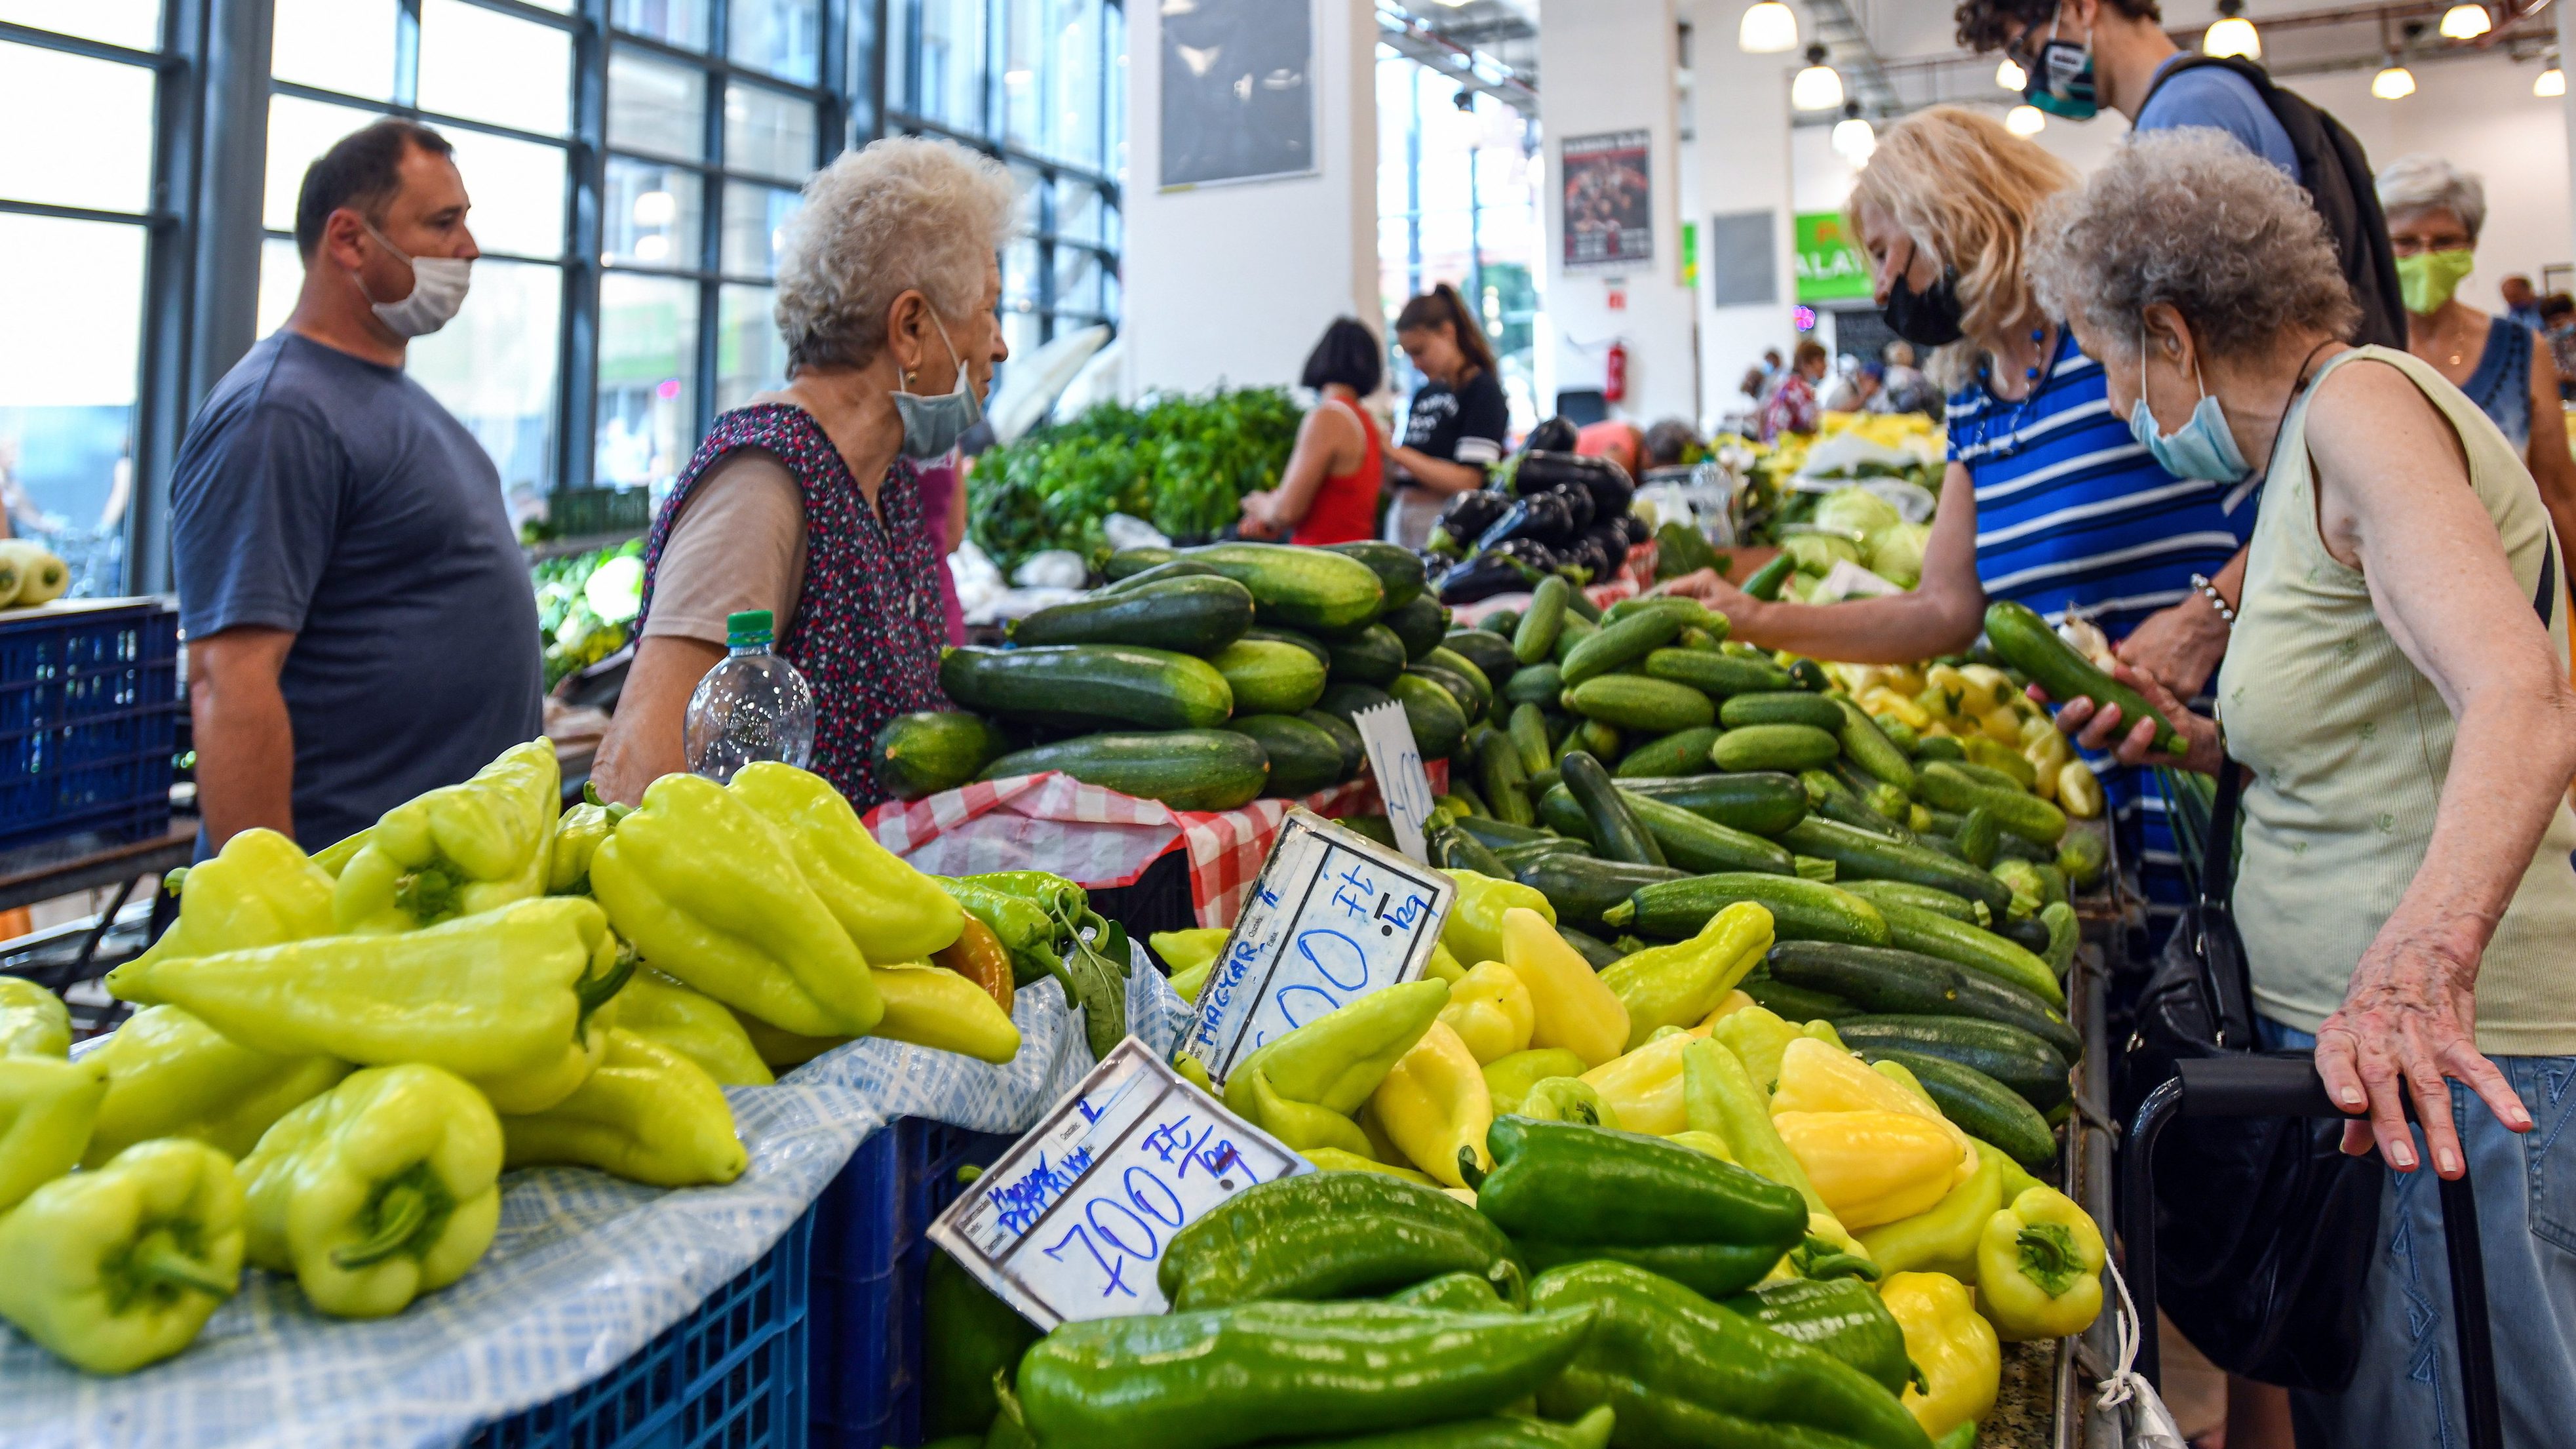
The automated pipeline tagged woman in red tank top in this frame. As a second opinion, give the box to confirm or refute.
[1239,318,1385,545]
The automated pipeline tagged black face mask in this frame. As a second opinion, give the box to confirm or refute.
[1884,268,1966,347]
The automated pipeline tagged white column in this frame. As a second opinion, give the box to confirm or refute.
[2561,0,2576,276]
[1679,0,1796,431]
[1120,0,1379,397]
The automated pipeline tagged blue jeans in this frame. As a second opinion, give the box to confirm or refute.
[2257,1019,2576,1447]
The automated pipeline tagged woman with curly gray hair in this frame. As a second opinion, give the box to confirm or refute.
[2029,128,2576,1444]
[595,136,1014,807]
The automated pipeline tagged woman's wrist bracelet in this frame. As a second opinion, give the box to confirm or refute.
[2189,572,2237,627]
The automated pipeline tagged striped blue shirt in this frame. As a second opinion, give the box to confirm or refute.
[1951,328,2257,932]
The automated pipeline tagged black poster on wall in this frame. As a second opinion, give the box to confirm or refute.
[1160,0,1315,189]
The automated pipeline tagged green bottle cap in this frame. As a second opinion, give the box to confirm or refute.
[726,610,774,648]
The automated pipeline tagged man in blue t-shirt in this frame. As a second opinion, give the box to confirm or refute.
[1957,1,2297,174]
[170,120,541,854]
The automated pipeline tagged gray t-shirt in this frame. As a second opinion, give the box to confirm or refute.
[170,330,543,851]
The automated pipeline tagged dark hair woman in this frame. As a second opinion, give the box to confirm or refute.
[1239,317,1386,544]
[1382,283,1509,546]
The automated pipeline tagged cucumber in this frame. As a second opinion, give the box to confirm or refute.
[1947,761,2029,793]
[1840,878,1985,926]
[1183,542,1386,632]
[1430,824,1510,876]
[1983,598,2189,756]
[1388,672,1468,759]
[1613,726,1723,780]
[1643,648,1795,696]
[1801,770,1911,841]
[1712,723,1841,773]
[1610,772,1808,837]
[1338,815,1397,848]
[1514,576,1570,664]
[1493,838,1586,870]
[1321,540,1427,609]
[1324,624,1407,686]
[1774,818,2014,916]
[1551,612,1597,665]
[1717,692,1846,730]
[979,729,1268,810]
[1913,735,1966,763]
[1010,574,1255,654]
[1209,637,1329,715]
[1764,942,2078,1062]
[1605,874,1888,947]
[1441,628,1520,686]
[1563,586,1603,623]
[1380,595,1451,660]
[1298,707,1367,779]
[1952,808,2000,867]
[2057,828,2108,889]
[1564,676,1717,734]
[1244,626,1332,668]
[1919,763,2066,845]
[1450,814,1555,849]
[1742,554,1797,601]
[1600,596,1720,632]
[1559,750,1665,867]
[870,710,1009,801]
[941,645,1234,730]
[1785,658,1831,693]
[1515,852,1685,926]
[1536,783,1592,843]
[1832,698,1917,793]
[1858,1048,2058,1171]
[1102,547,1178,580]
[1827,758,1909,821]
[1993,910,2054,958]
[1558,926,1626,972]
[1097,557,1221,594]
[1422,647,1497,718]
[1559,610,1684,686]
[1507,704,1553,776]
[1568,719,1622,763]
[1474,728,1536,827]
[1314,683,1397,735]
[1876,900,2063,1008]
[1834,1015,2071,1114]
[1618,790,1796,875]
[1503,664,1563,707]
[1742,974,1853,1023]
[1228,713,1348,797]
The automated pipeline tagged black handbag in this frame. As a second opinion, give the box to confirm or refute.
[2119,761,2383,1393]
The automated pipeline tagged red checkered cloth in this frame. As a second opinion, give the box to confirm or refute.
[862,761,1451,928]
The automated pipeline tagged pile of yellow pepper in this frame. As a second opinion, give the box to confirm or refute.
[1833,660,2103,818]
[1158,867,2108,1442]
[0,740,1026,1376]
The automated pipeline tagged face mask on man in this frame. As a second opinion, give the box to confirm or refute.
[2127,317,2252,484]
[891,310,985,460]
[2024,14,2100,121]
[355,218,471,338]
[2395,248,2477,317]
[1884,268,1967,347]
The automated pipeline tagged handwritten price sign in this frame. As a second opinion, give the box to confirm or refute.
[1182,807,1454,1089]
[926,1037,1309,1329]
[1352,700,1438,862]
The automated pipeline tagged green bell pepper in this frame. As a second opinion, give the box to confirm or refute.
[1158,1170,1523,1313]
[82,1004,351,1167]
[1722,1277,1915,1399]
[0,1052,107,1212]
[333,740,559,931]
[923,1247,1042,1440]
[0,1138,244,1374]
[0,977,69,1058]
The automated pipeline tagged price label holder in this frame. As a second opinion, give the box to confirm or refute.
[926,1037,1310,1330]
[1352,700,1437,862]
[1180,806,1454,1090]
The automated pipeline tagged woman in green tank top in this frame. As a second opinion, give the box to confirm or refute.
[2029,132,2576,1444]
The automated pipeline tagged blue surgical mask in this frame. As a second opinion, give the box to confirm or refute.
[893,312,984,459]
[2128,321,2251,483]
[2025,17,2099,121]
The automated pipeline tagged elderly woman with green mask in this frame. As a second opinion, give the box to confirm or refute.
[2379,153,2576,567]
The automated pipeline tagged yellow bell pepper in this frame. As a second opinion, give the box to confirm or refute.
[1502,908,1629,1068]
[728,763,964,963]
[1368,1021,1494,1187]
[1802,1018,1849,1051]
[1597,902,1772,1050]
[1860,686,1932,732]
[2058,761,2105,820]
[870,964,1023,1063]
[1774,1038,1977,1187]
[1481,1047,1588,1116]
[1976,1186,2107,1341]
[1774,1110,1960,1229]
[1150,927,1229,979]
[1666,1128,1734,1162]
[614,970,775,1086]
[131,829,338,971]
[1696,989,1755,1028]
[1222,980,1449,1159]
[1578,1029,1698,1136]
[1962,734,2038,785]
[1301,1146,1436,1186]
[1519,1076,1620,1129]
[1957,664,2019,714]
[1438,962,1534,1065]
[333,741,558,933]
[1858,1147,2004,1282]
[1880,1271,2000,1440]
[1439,871,1555,972]
[1682,1038,1827,1215]
[1422,940,1468,984]
[1707,1003,1801,1092]
[1763,1210,1877,1285]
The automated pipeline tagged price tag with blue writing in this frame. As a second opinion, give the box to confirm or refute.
[1352,701,1438,862]
[926,1037,1310,1329]
[1181,806,1454,1089]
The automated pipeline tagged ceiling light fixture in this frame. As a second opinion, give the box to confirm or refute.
[2203,0,2261,58]
[1738,1,1799,54]
[1791,43,1844,110]
[2004,103,2046,136]
[1996,56,2027,90]
[2373,56,2417,99]
[2439,3,2491,40]
[2538,64,2566,97]
[1833,101,1876,162]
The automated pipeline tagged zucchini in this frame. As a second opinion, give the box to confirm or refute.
[1605,874,1889,947]
[1559,610,1684,686]
[1536,783,1592,843]
[1101,546,1178,580]
[1834,1015,2071,1114]
[1298,707,1367,779]
[1785,658,1831,693]
[2057,828,2108,889]
[1097,557,1221,594]
[1559,750,1666,867]
[1449,814,1554,849]
[1507,704,1553,776]
[1618,790,1796,875]
[1314,683,1397,734]
[1774,818,2014,916]
[1858,1048,2058,1171]
[1338,816,1397,848]
[1952,808,2000,867]
[1717,692,1846,730]
[941,645,1233,730]
[1421,647,1497,718]
[1912,735,1966,763]
[1441,628,1520,686]
[1564,676,1717,734]
[1643,648,1795,696]
[1712,723,1841,774]
[870,710,1008,801]
[1827,759,1909,821]
[1514,852,1685,926]
[1832,698,1917,793]
[1504,664,1563,707]
[1742,553,1796,601]
[1323,624,1407,686]
[1387,672,1468,759]
[979,729,1268,810]
[1991,908,2054,958]
[1513,576,1570,664]
[1947,760,2030,793]
[1613,726,1723,780]
[1209,637,1329,715]
[1800,770,1911,841]
[1244,626,1331,668]
[1611,772,1808,837]
[1474,729,1536,826]
[1875,900,2063,1008]
[1550,612,1597,665]
[1763,942,2078,1062]
[1010,574,1255,654]
[1430,824,1510,876]
[1840,878,1985,926]
[1321,540,1427,609]
[1919,763,2066,845]
[1742,974,1853,1023]
[1983,599,2189,756]
[1558,925,1626,971]
[1183,542,1386,632]
[1380,595,1452,660]
[1493,838,1587,870]
[1228,713,1348,797]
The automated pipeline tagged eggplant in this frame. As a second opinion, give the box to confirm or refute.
[1439,488,1512,542]
[1475,490,1579,552]
[1516,450,1635,519]
[1483,536,1562,572]
[1616,513,1651,546]
[1546,482,1597,534]
[1437,550,1543,604]
[1560,535,1613,583]
[1525,416,1580,454]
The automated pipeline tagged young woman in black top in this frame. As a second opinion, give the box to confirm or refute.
[1383,283,1510,546]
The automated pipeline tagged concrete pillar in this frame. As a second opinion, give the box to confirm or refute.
[1678,0,1796,433]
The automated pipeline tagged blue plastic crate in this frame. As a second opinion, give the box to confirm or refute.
[465,1208,813,1449]
[0,602,180,852]
[810,1118,1016,1449]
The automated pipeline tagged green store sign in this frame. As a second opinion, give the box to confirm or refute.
[1793,212,1873,302]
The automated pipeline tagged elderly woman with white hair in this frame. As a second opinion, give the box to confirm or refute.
[2028,129,2576,1443]
[594,135,1011,807]
[2379,152,2576,568]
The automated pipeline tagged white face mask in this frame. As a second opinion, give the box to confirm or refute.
[356,218,471,338]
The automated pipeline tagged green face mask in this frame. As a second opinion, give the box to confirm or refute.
[2396,248,2476,316]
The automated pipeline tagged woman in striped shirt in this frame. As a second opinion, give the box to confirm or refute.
[1666,106,2260,936]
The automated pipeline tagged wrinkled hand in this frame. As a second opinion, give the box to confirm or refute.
[1237,490,1280,539]
[2113,599,2231,699]
[2314,929,2531,1176]
[2032,661,2223,774]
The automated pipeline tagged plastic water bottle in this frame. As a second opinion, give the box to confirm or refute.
[684,610,815,783]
